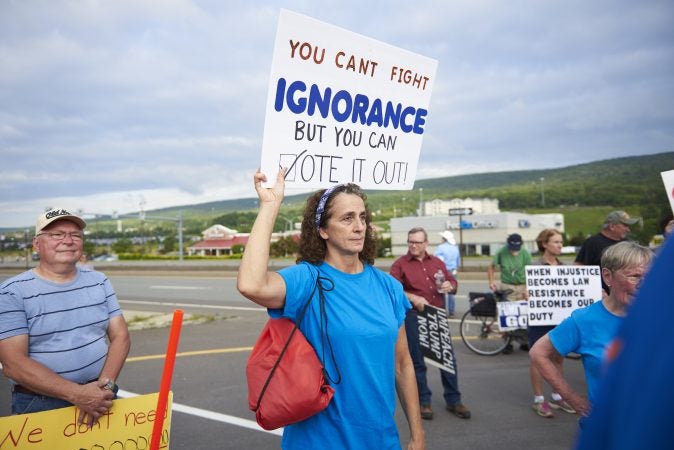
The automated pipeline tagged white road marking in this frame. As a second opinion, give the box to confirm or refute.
[119,299,266,312]
[117,389,283,436]
[150,285,210,290]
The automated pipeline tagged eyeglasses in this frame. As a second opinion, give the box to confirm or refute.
[38,231,84,241]
[407,240,426,245]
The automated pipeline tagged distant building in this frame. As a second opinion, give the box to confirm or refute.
[423,198,500,216]
[390,211,565,257]
[188,225,248,256]
[187,224,301,256]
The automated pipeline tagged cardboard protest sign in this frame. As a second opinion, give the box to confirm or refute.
[661,169,674,214]
[0,392,172,450]
[526,265,602,326]
[497,300,528,331]
[261,9,438,190]
[417,305,455,374]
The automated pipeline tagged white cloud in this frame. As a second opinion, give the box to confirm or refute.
[0,0,672,228]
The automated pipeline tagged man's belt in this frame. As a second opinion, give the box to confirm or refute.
[12,384,37,395]
[13,379,101,396]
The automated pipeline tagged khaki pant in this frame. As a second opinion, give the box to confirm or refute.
[498,283,527,301]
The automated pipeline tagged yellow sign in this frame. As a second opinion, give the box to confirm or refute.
[0,392,172,449]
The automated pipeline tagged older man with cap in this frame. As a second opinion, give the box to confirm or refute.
[575,210,640,267]
[487,233,533,354]
[488,233,533,301]
[435,230,461,318]
[0,208,130,425]
[574,210,640,296]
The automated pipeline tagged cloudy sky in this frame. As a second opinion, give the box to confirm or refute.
[1,0,673,228]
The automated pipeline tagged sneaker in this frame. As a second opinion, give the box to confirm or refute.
[420,404,433,420]
[446,403,471,419]
[550,398,576,414]
[502,343,514,355]
[532,401,554,418]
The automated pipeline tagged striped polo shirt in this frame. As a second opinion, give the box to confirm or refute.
[0,267,123,383]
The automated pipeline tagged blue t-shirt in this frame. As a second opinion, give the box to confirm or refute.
[0,267,123,383]
[548,300,622,403]
[274,262,411,450]
[575,236,674,450]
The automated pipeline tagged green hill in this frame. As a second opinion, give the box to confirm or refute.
[6,152,671,245]
[159,151,672,244]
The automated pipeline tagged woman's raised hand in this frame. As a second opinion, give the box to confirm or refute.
[254,167,286,206]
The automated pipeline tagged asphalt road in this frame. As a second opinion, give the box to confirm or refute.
[0,269,585,449]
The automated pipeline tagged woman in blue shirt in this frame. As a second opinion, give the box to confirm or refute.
[237,168,425,450]
[530,241,653,419]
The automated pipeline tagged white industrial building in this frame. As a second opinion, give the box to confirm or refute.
[422,198,500,216]
[390,200,564,257]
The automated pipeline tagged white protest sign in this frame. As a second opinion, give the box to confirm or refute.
[661,169,674,214]
[526,265,602,326]
[497,300,528,331]
[261,9,438,190]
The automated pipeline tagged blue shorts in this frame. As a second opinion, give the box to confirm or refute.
[528,325,555,348]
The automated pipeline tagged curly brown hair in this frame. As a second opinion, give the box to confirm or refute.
[297,184,376,265]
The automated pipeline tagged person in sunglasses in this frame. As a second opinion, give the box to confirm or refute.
[0,208,129,426]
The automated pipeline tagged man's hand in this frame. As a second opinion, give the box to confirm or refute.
[74,381,115,427]
[407,293,429,312]
[438,280,456,294]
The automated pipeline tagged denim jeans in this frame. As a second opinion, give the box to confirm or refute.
[12,392,72,414]
[11,384,119,415]
[405,310,462,406]
[445,294,456,315]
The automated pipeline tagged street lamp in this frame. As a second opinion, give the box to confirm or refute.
[24,229,29,269]
[279,216,293,232]
[418,188,424,216]
[540,177,545,207]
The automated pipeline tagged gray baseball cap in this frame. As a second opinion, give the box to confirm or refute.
[604,210,639,226]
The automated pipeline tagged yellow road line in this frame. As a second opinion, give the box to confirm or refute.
[126,346,253,362]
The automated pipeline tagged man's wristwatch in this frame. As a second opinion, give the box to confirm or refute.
[103,379,115,391]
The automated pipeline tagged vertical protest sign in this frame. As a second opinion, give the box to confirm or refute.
[261,9,438,190]
[0,393,172,449]
[416,305,456,374]
[526,265,602,326]
[661,169,674,214]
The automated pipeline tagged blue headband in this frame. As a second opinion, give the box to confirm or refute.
[315,184,343,232]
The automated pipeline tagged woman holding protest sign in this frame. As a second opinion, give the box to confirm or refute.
[530,241,653,424]
[237,168,425,449]
[528,229,576,418]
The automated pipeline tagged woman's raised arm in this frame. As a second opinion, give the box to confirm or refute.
[236,168,288,309]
